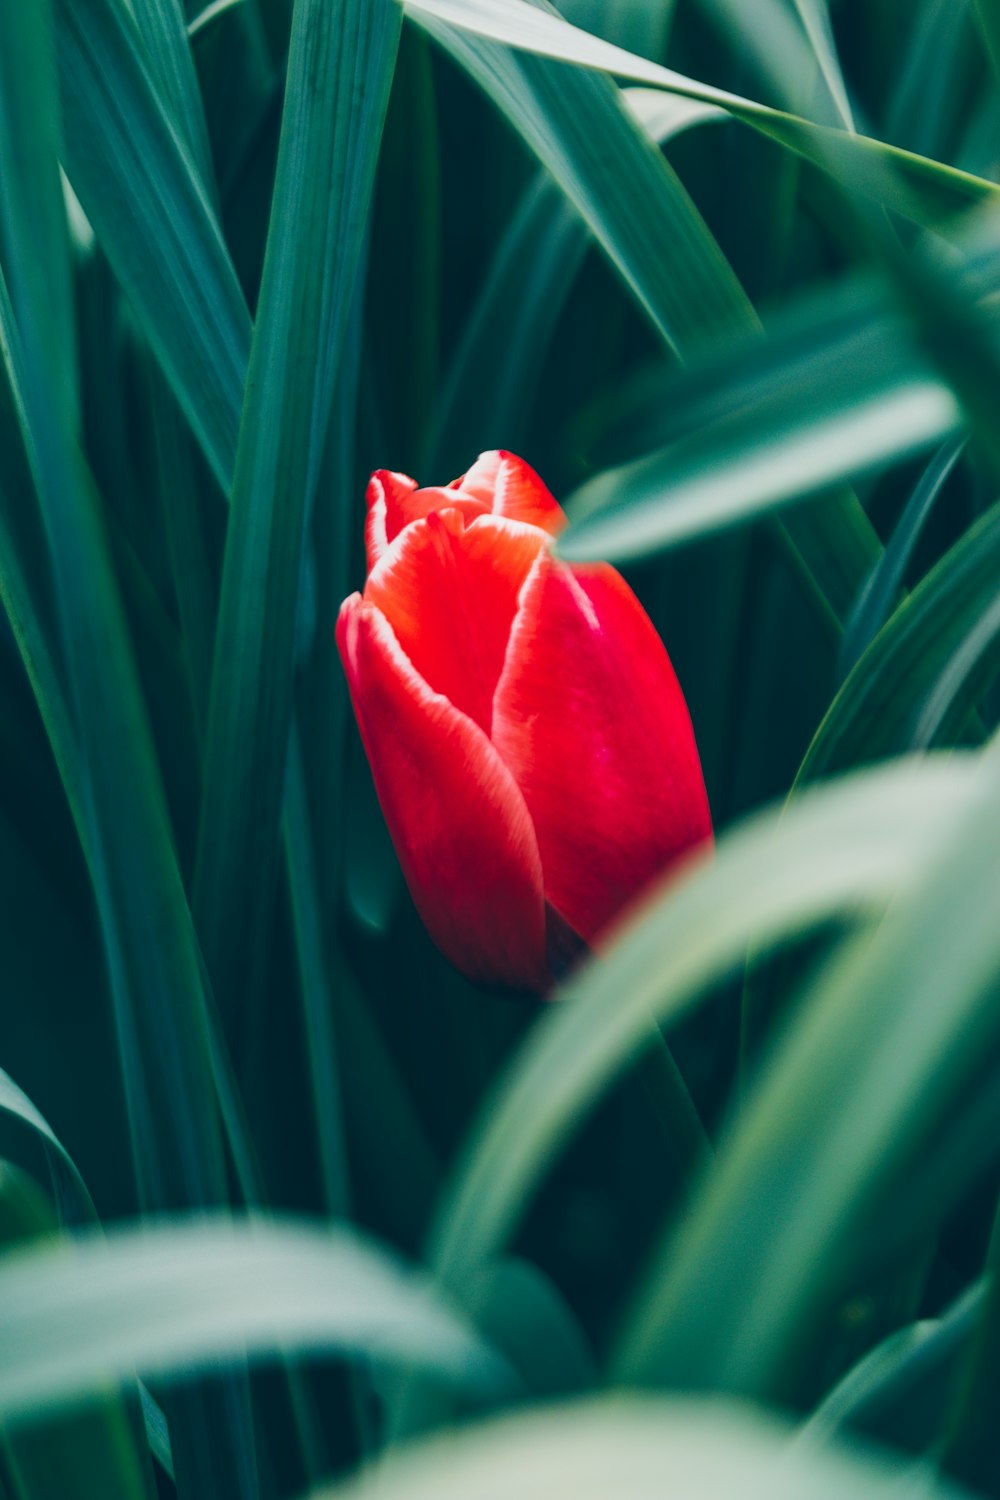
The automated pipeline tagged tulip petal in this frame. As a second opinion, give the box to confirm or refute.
[492,558,712,943]
[366,470,417,569]
[337,594,550,992]
[366,470,492,567]
[364,509,547,735]
[454,451,566,537]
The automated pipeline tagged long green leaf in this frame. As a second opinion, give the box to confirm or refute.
[972,0,1000,84]
[0,1169,155,1500]
[0,1219,504,1426]
[405,0,1000,221]
[558,283,960,565]
[614,738,1000,1399]
[800,498,1000,780]
[131,0,217,188]
[802,1282,984,1450]
[331,1397,968,1500]
[54,0,251,490]
[425,759,977,1294]
[414,0,880,625]
[0,11,259,1494]
[431,88,726,471]
[0,1067,95,1228]
[193,0,402,1018]
[838,437,967,679]
[789,0,855,130]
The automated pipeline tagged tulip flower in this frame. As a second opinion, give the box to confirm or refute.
[337,451,712,994]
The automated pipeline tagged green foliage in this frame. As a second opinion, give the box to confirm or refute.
[1,0,1000,1497]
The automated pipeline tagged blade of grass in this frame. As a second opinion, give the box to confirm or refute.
[799,497,1000,780]
[431,89,726,472]
[404,0,1000,222]
[414,0,881,626]
[790,0,855,131]
[333,1397,969,1500]
[0,10,261,1496]
[193,0,402,1021]
[53,0,251,491]
[801,1282,984,1451]
[0,1218,506,1426]
[557,283,961,566]
[0,1067,96,1229]
[422,759,977,1298]
[972,0,1000,84]
[131,0,217,190]
[0,1168,156,1500]
[613,738,1000,1399]
[838,437,967,680]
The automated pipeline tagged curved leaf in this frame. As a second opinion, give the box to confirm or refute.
[0,1218,506,1427]
[426,758,978,1292]
[801,498,1000,780]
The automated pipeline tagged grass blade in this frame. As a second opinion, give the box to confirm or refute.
[838,437,967,679]
[425,759,977,1293]
[0,1218,505,1426]
[131,0,217,188]
[193,0,402,1019]
[54,0,251,490]
[558,282,960,566]
[614,739,1000,1399]
[431,88,726,472]
[416,0,881,625]
[800,498,1000,779]
[405,0,1000,222]
[333,1397,969,1500]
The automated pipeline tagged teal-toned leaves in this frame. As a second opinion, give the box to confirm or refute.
[193,0,402,1018]
[332,1397,970,1500]
[615,739,1000,1400]
[558,283,960,566]
[426,759,977,1293]
[801,499,1000,778]
[54,0,251,490]
[405,0,1000,221]
[0,1219,505,1427]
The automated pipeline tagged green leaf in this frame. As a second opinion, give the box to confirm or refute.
[837,437,967,680]
[800,497,1000,779]
[0,1218,505,1427]
[0,1167,157,1500]
[0,1067,96,1228]
[0,7,266,1490]
[802,1282,983,1451]
[54,0,251,490]
[614,739,1000,1400]
[405,0,1000,222]
[337,1397,968,1500]
[789,0,855,130]
[415,0,880,624]
[972,0,1000,85]
[0,0,224,1221]
[425,759,978,1295]
[557,280,960,565]
[431,88,727,472]
[192,0,402,1019]
[130,0,217,188]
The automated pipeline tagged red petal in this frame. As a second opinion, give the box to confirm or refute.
[455,451,566,537]
[492,558,712,943]
[337,594,549,992]
[364,509,547,735]
[366,471,417,570]
[366,470,492,569]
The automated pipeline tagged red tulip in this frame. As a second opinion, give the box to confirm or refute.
[337,451,712,994]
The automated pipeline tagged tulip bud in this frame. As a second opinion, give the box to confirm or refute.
[337,451,712,994]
